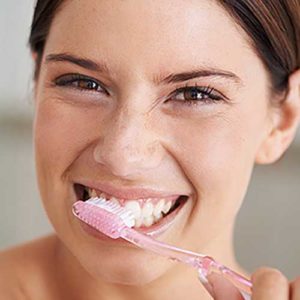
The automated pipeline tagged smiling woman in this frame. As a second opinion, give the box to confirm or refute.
[1,0,300,299]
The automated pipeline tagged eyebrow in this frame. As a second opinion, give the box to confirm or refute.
[45,52,243,86]
[45,53,110,73]
[158,68,242,86]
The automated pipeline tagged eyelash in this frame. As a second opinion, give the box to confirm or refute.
[54,73,225,105]
[170,83,223,105]
[54,73,108,95]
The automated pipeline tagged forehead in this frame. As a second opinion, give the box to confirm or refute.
[44,0,264,85]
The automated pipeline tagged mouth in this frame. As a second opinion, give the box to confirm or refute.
[73,183,189,231]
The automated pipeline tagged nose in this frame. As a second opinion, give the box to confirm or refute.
[93,109,164,178]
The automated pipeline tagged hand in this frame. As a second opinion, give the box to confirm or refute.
[205,267,300,299]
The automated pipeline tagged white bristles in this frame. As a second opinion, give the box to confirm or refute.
[86,197,135,228]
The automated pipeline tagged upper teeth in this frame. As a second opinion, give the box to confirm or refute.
[86,188,176,228]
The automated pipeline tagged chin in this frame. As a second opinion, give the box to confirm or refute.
[77,245,175,286]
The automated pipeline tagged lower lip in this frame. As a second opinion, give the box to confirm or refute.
[75,196,189,244]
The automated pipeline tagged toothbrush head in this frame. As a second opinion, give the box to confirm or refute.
[72,198,135,239]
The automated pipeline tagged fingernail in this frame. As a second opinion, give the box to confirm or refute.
[198,269,215,298]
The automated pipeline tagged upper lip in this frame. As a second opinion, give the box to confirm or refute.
[75,179,186,200]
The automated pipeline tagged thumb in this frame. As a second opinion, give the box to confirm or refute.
[207,273,246,300]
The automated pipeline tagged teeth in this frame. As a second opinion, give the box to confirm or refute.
[124,201,142,219]
[100,192,109,199]
[87,188,98,198]
[84,186,180,228]
[153,212,163,222]
[110,196,120,206]
[91,189,97,198]
[134,217,143,228]
[142,202,154,218]
[162,201,172,214]
[143,216,154,227]
[154,199,165,216]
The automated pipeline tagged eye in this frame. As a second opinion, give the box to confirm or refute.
[54,73,108,94]
[170,84,224,105]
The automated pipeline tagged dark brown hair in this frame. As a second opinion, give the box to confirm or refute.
[29,0,300,95]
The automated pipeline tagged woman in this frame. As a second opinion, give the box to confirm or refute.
[0,0,299,299]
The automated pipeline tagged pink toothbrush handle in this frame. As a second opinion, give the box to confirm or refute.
[198,256,252,299]
[122,229,252,297]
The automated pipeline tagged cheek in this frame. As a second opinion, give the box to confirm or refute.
[33,96,109,239]
[169,105,268,223]
[34,97,101,179]
[33,96,105,223]
[180,125,250,206]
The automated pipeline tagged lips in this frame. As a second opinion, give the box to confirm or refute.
[73,183,188,229]
[74,180,184,200]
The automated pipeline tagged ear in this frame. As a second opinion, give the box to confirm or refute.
[255,69,300,164]
[31,51,38,61]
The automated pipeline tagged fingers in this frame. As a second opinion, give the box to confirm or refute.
[201,267,294,300]
[290,276,300,299]
[251,267,289,300]
[207,273,245,300]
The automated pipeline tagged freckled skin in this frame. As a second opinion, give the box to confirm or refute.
[1,1,299,299]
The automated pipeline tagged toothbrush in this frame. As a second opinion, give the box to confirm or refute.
[72,198,252,299]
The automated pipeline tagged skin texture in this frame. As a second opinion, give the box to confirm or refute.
[0,0,300,299]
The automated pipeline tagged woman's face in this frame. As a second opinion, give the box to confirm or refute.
[34,0,274,284]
